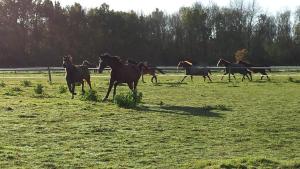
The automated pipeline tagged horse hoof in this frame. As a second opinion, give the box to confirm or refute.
[102,98,108,102]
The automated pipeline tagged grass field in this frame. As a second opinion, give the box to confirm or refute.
[0,72,299,168]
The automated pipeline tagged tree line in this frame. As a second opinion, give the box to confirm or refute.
[0,0,299,67]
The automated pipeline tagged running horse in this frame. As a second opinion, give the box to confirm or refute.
[217,58,252,81]
[177,61,212,82]
[98,53,145,101]
[238,60,271,80]
[127,60,165,83]
[63,55,92,99]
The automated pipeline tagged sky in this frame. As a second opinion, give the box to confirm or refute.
[57,0,300,14]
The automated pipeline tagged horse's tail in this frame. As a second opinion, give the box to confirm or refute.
[155,67,165,74]
[82,60,94,68]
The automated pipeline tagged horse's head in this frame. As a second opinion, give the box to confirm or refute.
[217,58,225,67]
[63,55,72,68]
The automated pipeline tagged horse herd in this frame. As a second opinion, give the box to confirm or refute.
[62,53,271,100]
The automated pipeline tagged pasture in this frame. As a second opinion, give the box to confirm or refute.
[0,71,299,168]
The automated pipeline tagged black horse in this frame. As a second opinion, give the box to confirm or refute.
[217,58,252,81]
[238,61,271,80]
[127,59,165,83]
[63,55,92,99]
[177,61,212,82]
[98,53,145,101]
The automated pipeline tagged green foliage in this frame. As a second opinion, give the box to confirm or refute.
[81,89,99,102]
[0,73,299,168]
[34,84,44,94]
[21,80,32,87]
[0,81,5,87]
[11,87,22,92]
[114,91,143,108]
[58,85,67,94]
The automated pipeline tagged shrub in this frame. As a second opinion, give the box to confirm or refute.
[0,81,6,87]
[34,84,44,94]
[114,91,143,108]
[11,87,22,92]
[81,89,98,102]
[58,85,67,94]
[21,80,32,87]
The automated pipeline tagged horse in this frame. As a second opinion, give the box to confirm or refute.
[238,60,271,80]
[217,58,252,81]
[98,53,145,101]
[177,61,212,82]
[127,60,165,83]
[62,55,92,99]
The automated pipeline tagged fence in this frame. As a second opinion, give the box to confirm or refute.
[0,66,300,83]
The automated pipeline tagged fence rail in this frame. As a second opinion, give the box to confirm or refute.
[0,66,300,83]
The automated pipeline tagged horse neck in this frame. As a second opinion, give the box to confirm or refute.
[221,60,231,67]
[65,64,76,74]
[107,60,122,71]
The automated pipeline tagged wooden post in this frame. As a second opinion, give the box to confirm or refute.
[47,67,52,84]
[228,66,231,82]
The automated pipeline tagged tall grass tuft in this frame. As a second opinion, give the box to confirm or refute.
[0,81,6,87]
[34,84,44,94]
[58,85,67,94]
[114,91,143,108]
[21,80,32,87]
[81,89,99,102]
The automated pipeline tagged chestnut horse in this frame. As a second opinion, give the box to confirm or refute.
[63,55,92,99]
[98,53,145,101]
[177,61,212,82]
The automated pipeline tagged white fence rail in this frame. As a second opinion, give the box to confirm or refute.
[0,66,300,83]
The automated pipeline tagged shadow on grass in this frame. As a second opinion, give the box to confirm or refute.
[136,104,232,117]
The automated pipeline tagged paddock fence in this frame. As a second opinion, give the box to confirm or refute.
[0,66,300,83]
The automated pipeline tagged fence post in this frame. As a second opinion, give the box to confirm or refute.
[228,67,231,82]
[47,67,52,84]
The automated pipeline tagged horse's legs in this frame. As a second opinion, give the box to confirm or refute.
[242,75,245,82]
[142,74,146,83]
[86,78,92,89]
[190,75,193,82]
[203,76,206,82]
[81,81,85,94]
[71,83,76,99]
[207,75,212,82]
[113,82,119,100]
[133,80,139,93]
[103,79,114,101]
[261,75,264,80]
[245,74,251,81]
[180,76,187,83]
[151,76,157,83]
[127,82,134,91]
[221,72,228,80]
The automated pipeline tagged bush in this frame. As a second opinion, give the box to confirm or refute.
[21,80,32,87]
[58,85,67,94]
[0,81,6,87]
[11,87,22,92]
[34,84,44,94]
[81,89,98,102]
[114,91,143,108]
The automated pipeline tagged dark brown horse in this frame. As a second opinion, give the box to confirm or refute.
[127,60,165,83]
[217,58,252,81]
[177,61,212,82]
[238,60,271,80]
[63,55,92,99]
[98,53,144,101]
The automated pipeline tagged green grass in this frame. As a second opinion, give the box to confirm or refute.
[0,72,299,168]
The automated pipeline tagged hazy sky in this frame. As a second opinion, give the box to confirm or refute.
[58,0,300,14]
